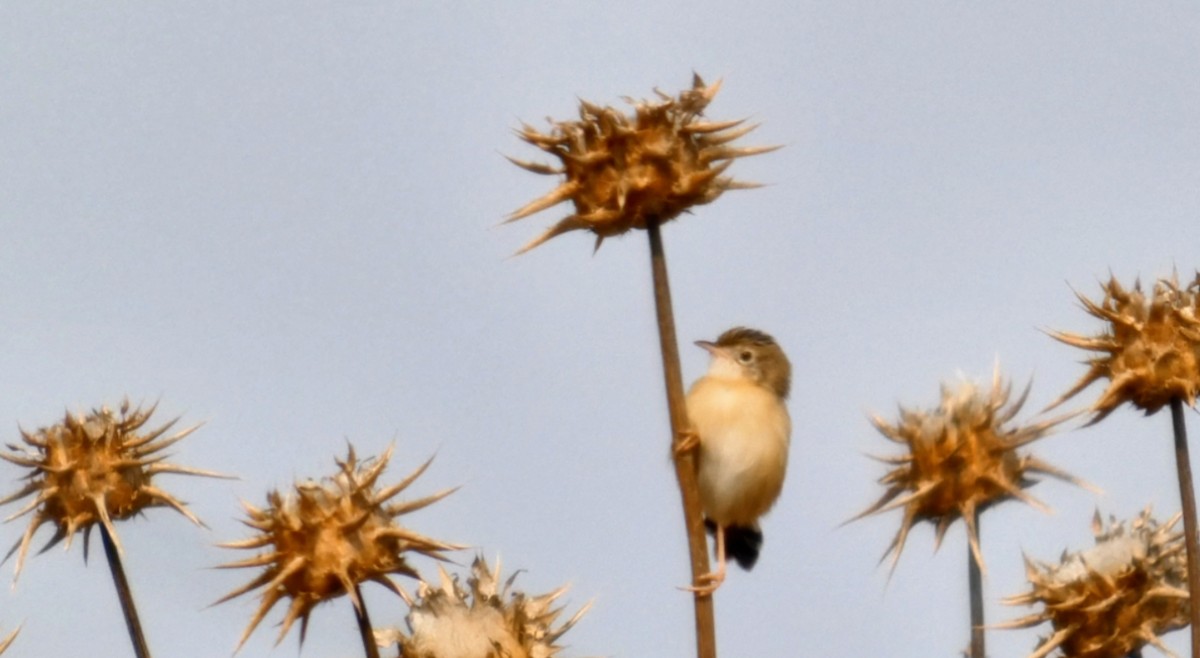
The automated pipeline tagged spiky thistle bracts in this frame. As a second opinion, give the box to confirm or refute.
[376,556,591,658]
[505,73,778,254]
[849,367,1091,574]
[0,400,225,581]
[215,445,462,651]
[1048,272,1200,423]
[1001,509,1189,658]
[0,627,16,655]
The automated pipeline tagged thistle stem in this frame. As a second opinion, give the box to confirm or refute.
[100,526,152,658]
[353,585,381,658]
[647,219,717,658]
[1169,397,1200,658]
[968,510,984,658]
[0,627,19,654]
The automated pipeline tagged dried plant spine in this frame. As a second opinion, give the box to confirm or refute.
[505,73,778,254]
[0,400,222,580]
[0,627,16,655]
[1048,272,1200,423]
[216,445,462,650]
[376,555,591,658]
[850,366,1090,573]
[1001,509,1189,658]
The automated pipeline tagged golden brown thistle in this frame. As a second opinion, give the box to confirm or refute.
[505,73,779,254]
[376,555,591,658]
[215,445,462,651]
[0,627,17,655]
[1048,273,1200,424]
[0,400,224,581]
[1000,509,1189,658]
[849,366,1091,574]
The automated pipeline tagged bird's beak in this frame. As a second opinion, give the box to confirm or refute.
[694,340,726,358]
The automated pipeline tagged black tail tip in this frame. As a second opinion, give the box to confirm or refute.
[705,520,762,571]
[726,525,763,571]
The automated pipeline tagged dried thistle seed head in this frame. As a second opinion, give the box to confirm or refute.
[1049,272,1200,423]
[376,555,592,658]
[0,400,224,581]
[849,366,1091,574]
[216,444,462,651]
[505,73,778,254]
[1001,509,1189,658]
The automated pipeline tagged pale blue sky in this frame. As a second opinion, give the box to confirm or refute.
[2,3,1199,657]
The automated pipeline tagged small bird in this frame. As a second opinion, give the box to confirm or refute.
[680,327,791,595]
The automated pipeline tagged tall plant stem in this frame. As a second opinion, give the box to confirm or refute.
[967,510,984,658]
[647,219,717,658]
[0,626,19,654]
[100,526,152,658]
[1170,397,1200,658]
[353,585,381,658]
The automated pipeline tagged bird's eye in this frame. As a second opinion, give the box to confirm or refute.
[737,350,754,364]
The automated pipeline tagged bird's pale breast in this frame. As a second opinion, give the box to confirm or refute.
[686,376,790,527]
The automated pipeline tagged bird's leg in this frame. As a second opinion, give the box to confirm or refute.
[681,525,727,597]
[673,426,700,456]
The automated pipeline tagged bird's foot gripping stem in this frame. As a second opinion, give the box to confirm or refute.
[673,427,700,456]
[680,564,727,597]
[678,525,727,597]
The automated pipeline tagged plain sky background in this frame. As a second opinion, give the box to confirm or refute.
[2,3,1199,657]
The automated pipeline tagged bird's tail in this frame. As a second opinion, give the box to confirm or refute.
[704,519,763,571]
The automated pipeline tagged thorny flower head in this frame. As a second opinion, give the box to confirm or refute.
[505,73,778,254]
[1001,509,1189,658]
[1048,272,1200,423]
[0,400,224,581]
[376,556,591,658]
[0,627,16,655]
[849,366,1092,574]
[215,445,462,651]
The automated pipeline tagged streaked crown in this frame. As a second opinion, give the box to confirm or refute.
[715,327,792,399]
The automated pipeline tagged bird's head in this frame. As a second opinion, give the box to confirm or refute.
[696,327,791,399]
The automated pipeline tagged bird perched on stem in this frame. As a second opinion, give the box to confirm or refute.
[678,327,791,595]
